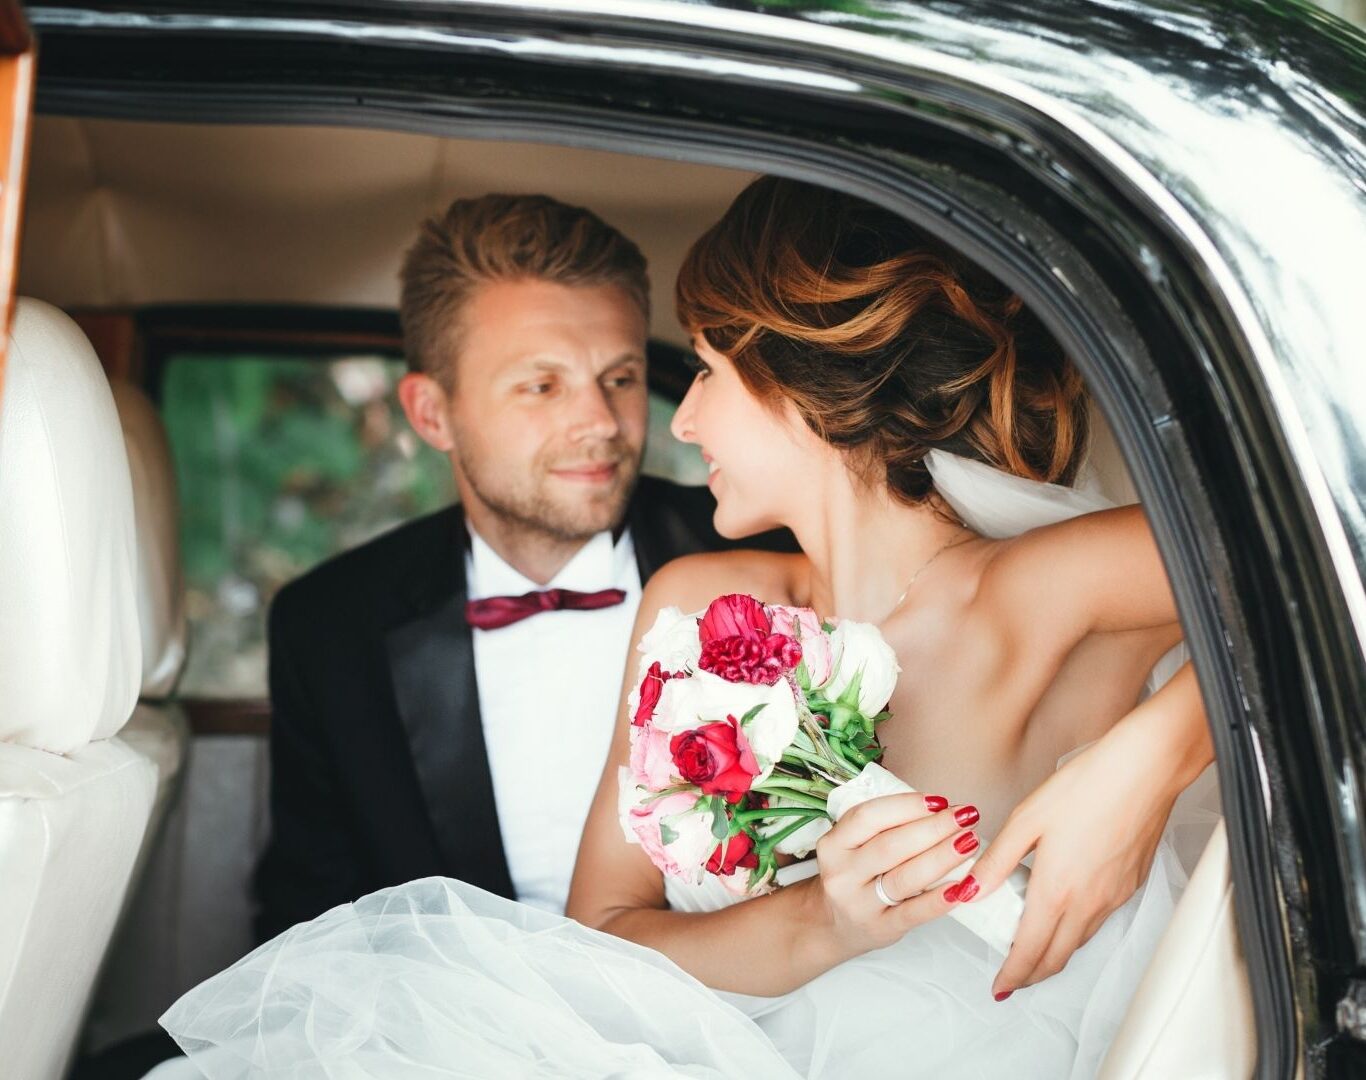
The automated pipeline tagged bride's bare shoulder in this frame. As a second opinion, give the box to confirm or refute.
[642,549,806,614]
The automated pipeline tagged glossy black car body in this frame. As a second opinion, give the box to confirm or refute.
[25,1,1366,1075]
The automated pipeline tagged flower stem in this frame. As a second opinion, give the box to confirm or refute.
[757,812,826,856]
[761,775,835,797]
[733,805,826,825]
[750,785,829,811]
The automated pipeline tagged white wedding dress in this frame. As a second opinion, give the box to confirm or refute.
[159,451,1210,1079]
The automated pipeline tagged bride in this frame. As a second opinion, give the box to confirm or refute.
[160,178,1211,1078]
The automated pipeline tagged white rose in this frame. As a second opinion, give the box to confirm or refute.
[635,605,702,677]
[822,620,900,715]
[653,669,761,733]
[738,681,801,778]
[655,670,799,782]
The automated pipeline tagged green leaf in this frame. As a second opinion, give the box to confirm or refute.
[795,659,811,692]
[711,810,729,841]
[830,703,858,733]
[837,667,865,710]
[659,821,679,846]
[739,702,768,725]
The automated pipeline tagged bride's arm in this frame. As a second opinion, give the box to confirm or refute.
[979,503,1180,642]
[566,558,975,997]
[970,662,1213,998]
[968,505,1214,997]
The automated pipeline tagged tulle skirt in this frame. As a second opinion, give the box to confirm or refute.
[161,844,1186,1079]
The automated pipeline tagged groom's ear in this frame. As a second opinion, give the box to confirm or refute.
[397,372,457,453]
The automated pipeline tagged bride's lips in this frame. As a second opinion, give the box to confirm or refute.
[550,461,619,484]
[702,451,719,487]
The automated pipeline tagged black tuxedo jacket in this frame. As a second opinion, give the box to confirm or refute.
[252,476,790,942]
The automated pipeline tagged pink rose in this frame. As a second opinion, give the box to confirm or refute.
[627,791,715,879]
[629,722,676,789]
[769,605,833,686]
[698,594,770,644]
[699,633,802,685]
[633,661,683,727]
[670,716,761,802]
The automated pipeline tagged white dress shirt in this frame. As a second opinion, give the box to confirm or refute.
[467,526,642,913]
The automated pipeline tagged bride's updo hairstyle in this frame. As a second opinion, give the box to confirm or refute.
[675,177,1089,504]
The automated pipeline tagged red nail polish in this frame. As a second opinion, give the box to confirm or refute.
[994,990,1013,1002]
[925,794,949,812]
[954,805,980,828]
[954,831,979,855]
[944,874,979,904]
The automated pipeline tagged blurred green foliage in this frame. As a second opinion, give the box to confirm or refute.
[162,353,454,696]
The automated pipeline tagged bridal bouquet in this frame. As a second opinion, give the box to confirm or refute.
[618,593,1027,954]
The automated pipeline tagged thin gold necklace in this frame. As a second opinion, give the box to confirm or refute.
[894,526,975,608]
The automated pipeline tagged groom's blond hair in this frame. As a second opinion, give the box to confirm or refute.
[399,193,650,388]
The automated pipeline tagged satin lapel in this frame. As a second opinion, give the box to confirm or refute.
[627,486,666,584]
[385,518,515,899]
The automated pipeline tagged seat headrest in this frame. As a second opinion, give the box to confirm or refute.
[0,299,142,752]
[110,381,188,698]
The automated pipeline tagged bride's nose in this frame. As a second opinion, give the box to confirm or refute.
[670,381,700,444]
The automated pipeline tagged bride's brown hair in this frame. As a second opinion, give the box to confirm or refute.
[675,177,1089,504]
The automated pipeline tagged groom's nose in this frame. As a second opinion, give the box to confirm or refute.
[566,382,622,443]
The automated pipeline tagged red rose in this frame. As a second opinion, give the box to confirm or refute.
[698,594,770,645]
[707,831,760,876]
[699,633,802,685]
[633,661,681,727]
[669,716,760,801]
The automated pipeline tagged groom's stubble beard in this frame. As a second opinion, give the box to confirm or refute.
[452,432,643,544]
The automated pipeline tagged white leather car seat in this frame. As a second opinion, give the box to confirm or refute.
[0,299,177,1079]
[80,380,193,1055]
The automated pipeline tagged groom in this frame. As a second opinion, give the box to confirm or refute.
[252,193,784,941]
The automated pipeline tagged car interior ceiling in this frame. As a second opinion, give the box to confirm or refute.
[17,112,1237,1069]
[23,113,1143,495]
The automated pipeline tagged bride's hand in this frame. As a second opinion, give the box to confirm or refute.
[813,792,979,957]
[969,665,1211,999]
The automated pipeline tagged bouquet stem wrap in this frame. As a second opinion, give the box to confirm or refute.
[825,763,1028,956]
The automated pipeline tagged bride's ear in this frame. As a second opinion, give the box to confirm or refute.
[397,372,457,453]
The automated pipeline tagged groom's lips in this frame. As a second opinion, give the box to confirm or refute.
[550,461,619,484]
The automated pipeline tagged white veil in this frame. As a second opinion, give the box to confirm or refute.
[924,449,1221,874]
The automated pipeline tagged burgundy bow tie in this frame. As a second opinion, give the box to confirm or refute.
[465,587,628,630]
